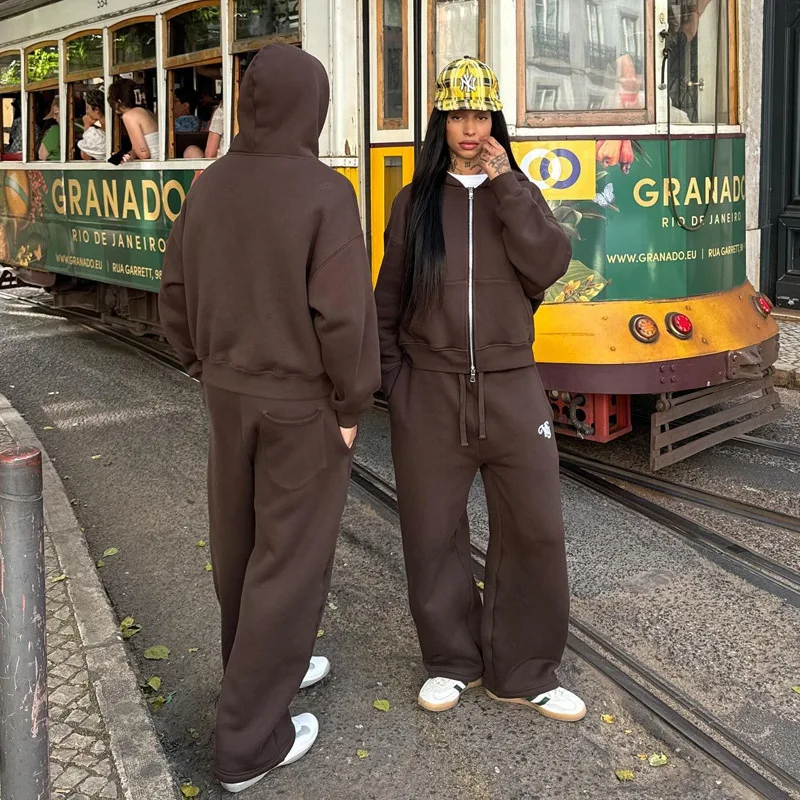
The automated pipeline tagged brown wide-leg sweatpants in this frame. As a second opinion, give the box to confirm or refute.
[388,365,569,699]
[204,384,353,784]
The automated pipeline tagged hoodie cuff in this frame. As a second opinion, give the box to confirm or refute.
[489,170,524,203]
[336,413,360,429]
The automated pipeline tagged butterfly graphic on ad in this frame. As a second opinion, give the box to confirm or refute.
[594,183,615,208]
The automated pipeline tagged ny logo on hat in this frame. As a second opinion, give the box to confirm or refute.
[460,72,478,93]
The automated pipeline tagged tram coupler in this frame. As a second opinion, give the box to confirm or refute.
[548,391,632,443]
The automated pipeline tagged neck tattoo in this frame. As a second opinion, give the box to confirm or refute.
[450,153,482,175]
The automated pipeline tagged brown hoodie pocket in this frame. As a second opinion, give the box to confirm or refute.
[259,409,326,490]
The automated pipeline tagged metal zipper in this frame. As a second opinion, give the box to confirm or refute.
[467,187,476,383]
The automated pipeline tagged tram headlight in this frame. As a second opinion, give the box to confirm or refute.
[629,314,660,343]
[752,294,773,318]
[665,312,693,339]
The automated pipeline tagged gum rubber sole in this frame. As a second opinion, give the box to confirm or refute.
[418,678,484,712]
[485,689,587,722]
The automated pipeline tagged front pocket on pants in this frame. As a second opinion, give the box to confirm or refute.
[259,409,327,490]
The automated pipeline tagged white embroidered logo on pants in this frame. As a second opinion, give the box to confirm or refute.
[538,421,552,439]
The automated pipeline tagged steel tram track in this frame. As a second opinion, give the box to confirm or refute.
[350,460,797,800]
[3,288,798,797]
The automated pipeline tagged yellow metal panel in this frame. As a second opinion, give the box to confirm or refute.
[369,146,414,284]
[533,284,781,366]
[336,167,360,201]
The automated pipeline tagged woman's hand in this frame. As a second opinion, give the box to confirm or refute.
[480,136,512,180]
[82,113,93,130]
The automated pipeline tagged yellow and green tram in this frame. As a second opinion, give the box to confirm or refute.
[0,0,781,467]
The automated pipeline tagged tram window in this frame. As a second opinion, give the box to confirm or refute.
[29,90,58,161]
[378,0,407,129]
[234,0,300,44]
[0,53,22,161]
[665,0,733,124]
[165,2,223,159]
[432,0,484,81]
[66,32,105,162]
[523,0,651,124]
[110,19,158,162]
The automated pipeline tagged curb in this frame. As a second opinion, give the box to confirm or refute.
[0,392,178,800]
[773,361,799,390]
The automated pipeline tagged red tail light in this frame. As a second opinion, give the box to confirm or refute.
[665,312,693,339]
[629,314,659,343]
[752,294,772,317]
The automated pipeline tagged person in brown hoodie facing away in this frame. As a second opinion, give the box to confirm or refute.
[375,57,586,722]
[159,44,380,794]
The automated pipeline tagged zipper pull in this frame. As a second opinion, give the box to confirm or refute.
[470,367,476,384]
[468,188,474,200]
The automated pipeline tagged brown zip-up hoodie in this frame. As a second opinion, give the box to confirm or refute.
[159,44,380,427]
[374,172,571,396]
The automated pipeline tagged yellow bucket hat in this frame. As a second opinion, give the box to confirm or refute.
[434,56,503,112]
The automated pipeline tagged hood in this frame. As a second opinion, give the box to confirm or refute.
[232,44,329,157]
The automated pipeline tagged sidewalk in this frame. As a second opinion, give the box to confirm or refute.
[0,393,177,800]
[776,315,800,388]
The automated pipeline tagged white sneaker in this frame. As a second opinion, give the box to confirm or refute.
[417,676,483,712]
[300,656,330,689]
[220,713,319,793]
[486,686,587,722]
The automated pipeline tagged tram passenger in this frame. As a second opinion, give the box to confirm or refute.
[183,102,225,159]
[159,43,379,794]
[375,57,587,722]
[78,89,107,161]
[37,96,60,161]
[173,86,200,133]
[108,79,159,162]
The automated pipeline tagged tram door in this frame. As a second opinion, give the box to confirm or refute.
[365,0,485,280]
[762,0,800,309]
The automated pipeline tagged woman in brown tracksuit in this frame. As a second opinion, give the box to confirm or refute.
[375,57,586,721]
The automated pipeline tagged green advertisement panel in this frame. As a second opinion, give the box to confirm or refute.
[0,168,196,291]
[1,137,744,303]
[536,137,746,304]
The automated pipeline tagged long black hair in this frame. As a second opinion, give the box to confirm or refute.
[401,108,522,324]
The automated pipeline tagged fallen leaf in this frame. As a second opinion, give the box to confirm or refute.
[601,714,615,724]
[180,784,200,797]
[317,629,325,638]
[43,426,54,431]
[356,750,369,759]
[91,455,102,460]
[143,645,170,660]
[624,729,633,735]
[615,769,635,782]
[204,563,213,572]
[636,753,647,760]
[165,692,176,704]
[96,561,105,568]
[103,548,119,557]
[187,728,200,739]
[149,695,166,712]
[122,626,141,640]
[196,540,206,548]
[476,580,485,590]
[328,602,338,610]
[373,699,390,712]
[792,686,800,695]
[120,617,135,630]
[146,677,162,692]
[51,574,68,583]
[188,648,199,653]
[648,753,669,767]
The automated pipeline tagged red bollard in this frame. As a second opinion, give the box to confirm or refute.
[0,446,49,800]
